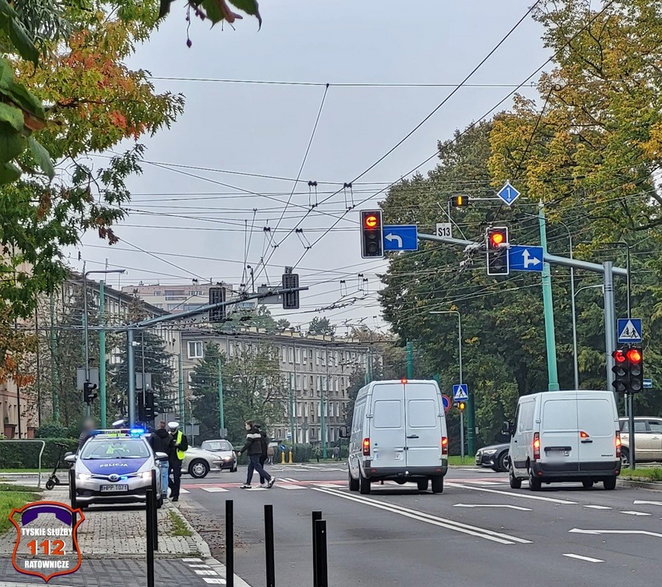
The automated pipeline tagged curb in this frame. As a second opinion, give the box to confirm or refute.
[618,478,662,491]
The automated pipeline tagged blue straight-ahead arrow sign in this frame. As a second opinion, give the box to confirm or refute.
[383,225,418,251]
[509,245,544,272]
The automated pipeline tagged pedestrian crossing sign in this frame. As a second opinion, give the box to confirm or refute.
[452,384,469,402]
[617,318,642,344]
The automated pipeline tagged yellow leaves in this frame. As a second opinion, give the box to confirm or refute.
[641,122,662,160]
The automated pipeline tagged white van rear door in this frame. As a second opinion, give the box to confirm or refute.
[404,383,442,468]
[541,397,580,470]
[370,385,406,468]
[577,397,617,463]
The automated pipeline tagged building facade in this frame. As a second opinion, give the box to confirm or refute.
[121,282,231,314]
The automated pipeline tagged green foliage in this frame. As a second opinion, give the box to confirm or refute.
[36,422,80,439]
[0,438,78,469]
[308,316,334,336]
[159,0,262,28]
[0,486,37,533]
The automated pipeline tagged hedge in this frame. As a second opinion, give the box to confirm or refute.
[0,438,78,469]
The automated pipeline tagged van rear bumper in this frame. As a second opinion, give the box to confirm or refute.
[531,460,621,479]
[363,463,448,480]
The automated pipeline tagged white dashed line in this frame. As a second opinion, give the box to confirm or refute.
[563,553,604,563]
[620,510,651,516]
[584,505,611,510]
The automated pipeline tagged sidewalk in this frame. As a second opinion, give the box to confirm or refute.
[0,487,250,586]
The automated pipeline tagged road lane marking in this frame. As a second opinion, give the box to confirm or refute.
[448,482,577,505]
[279,484,306,489]
[584,505,611,510]
[201,487,229,493]
[454,504,531,511]
[569,528,662,538]
[465,481,503,486]
[314,487,531,545]
[620,510,651,516]
[563,554,604,563]
[634,500,662,507]
[203,579,226,585]
[179,488,190,494]
[182,558,203,562]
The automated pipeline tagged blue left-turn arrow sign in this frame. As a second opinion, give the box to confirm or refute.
[383,225,418,251]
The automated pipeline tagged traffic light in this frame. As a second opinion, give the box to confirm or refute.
[360,210,383,258]
[209,286,226,323]
[457,401,466,412]
[486,227,509,276]
[611,346,644,394]
[282,271,300,310]
[83,381,98,404]
[144,389,155,422]
[451,195,470,208]
[627,347,643,393]
[611,348,628,393]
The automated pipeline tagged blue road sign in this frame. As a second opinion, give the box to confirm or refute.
[497,181,520,206]
[383,225,418,251]
[441,395,451,413]
[617,318,643,344]
[643,378,653,389]
[509,245,544,272]
[452,384,469,402]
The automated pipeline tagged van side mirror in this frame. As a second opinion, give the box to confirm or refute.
[502,421,515,436]
[338,425,350,439]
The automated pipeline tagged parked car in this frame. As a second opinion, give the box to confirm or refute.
[506,390,621,491]
[182,446,224,478]
[200,439,238,472]
[618,417,662,466]
[475,443,510,472]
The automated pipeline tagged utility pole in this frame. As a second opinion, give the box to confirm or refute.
[321,348,329,458]
[293,344,298,443]
[49,294,60,422]
[406,341,414,378]
[127,328,136,426]
[178,351,184,429]
[538,204,560,391]
[217,355,225,434]
[34,307,41,428]
[98,280,107,427]
[603,261,616,393]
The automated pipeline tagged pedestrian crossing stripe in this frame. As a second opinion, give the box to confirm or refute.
[279,484,306,489]
[201,487,229,493]
[179,488,190,494]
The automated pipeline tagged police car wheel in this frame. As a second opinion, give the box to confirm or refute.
[189,459,210,479]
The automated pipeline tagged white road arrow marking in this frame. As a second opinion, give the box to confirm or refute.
[563,554,604,563]
[569,528,662,538]
[634,500,662,506]
[620,510,651,516]
[523,248,542,268]
[454,504,531,511]
[385,233,403,248]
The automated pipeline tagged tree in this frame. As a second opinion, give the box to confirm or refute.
[158,0,262,34]
[308,317,334,337]
[190,342,285,445]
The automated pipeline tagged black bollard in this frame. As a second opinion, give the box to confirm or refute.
[265,504,275,587]
[151,470,159,551]
[314,519,328,587]
[226,500,234,587]
[146,487,155,587]
[312,511,322,585]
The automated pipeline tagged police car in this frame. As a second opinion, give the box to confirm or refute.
[66,428,166,509]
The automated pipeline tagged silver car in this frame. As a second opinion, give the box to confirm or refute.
[200,439,238,472]
[182,446,224,478]
[67,432,165,509]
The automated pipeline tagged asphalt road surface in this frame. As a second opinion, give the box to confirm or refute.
[180,464,662,587]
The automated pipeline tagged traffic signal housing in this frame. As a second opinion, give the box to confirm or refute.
[611,348,628,393]
[451,195,470,208]
[486,227,509,276]
[282,271,300,310]
[83,381,98,404]
[627,347,643,393]
[209,286,226,322]
[611,346,644,394]
[360,210,384,258]
[457,401,466,412]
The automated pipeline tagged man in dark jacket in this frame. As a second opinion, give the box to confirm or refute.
[150,421,172,498]
[257,426,270,487]
[237,421,275,489]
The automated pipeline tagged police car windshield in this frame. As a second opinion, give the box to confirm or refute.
[80,439,150,460]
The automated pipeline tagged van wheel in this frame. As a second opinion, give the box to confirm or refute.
[582,480,594,489]
[603,476,617,490]
[417,478,429,492]
[359,472,371,495]
[509,469,522,489]
[431,476,444,494]
[528,471,542,491]
[348,471,359,492]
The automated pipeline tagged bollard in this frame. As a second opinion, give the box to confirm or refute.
[146,487,155,587]
[312,511,322,586]
[226,500,234,587]
[280,451,286,464]
[264,504,275,587]
[288,450,293,464]
[314,519,328,587]
[151,470,159,552]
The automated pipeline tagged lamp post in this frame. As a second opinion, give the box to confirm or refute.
[82,267,126,417]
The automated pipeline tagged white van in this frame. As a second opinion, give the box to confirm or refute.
[348,379,448,494]
[506,390,621,491]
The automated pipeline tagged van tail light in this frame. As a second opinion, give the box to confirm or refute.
[615,431,621,458]
[362,438,370,456]
[579,430,590,439]
[533,432,540,461]
[441,436,449,456]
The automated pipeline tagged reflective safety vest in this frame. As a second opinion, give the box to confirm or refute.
[174,430,186,461]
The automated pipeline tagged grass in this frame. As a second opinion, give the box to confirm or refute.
[168,509,193,537]
[0,468,43,473]
[448,456,476,466]
[620,467,662,481]
[0,484,38,533]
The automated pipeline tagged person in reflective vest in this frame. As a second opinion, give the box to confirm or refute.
[167,421,188,501]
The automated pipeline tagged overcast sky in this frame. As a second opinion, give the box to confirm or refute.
[72,0,550,332]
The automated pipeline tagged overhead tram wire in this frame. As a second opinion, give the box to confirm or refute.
[251,2,541,282]
[120,238,206,281]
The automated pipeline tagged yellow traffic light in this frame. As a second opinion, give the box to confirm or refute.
[458,401,466,412]
[451,195,470,207]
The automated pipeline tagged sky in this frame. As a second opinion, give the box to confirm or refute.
[71,0,550,333]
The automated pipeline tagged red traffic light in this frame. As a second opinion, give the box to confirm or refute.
[363,213,380,230]
[626,348,642,364]
[486,227,508,250]
[613,349,626,363]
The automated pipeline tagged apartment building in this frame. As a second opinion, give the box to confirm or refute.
[121,282,232,314]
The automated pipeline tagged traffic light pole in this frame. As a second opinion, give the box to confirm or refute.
[217,356,225,434]
[538,205,559,391]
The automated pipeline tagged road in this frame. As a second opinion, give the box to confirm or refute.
[179,463,662,587]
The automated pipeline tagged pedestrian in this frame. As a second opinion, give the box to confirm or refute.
[313,444,321,463]
[333,445,340,461]
[77,418,96,451]
[149,421,173,500]
[237,420,275,489]
[167,421,188,502]
[258,426,270,486]
[267,440,275,465]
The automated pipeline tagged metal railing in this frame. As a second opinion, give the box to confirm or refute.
[0,440,46,488]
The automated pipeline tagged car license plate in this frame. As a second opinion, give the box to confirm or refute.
[100,484,129,492]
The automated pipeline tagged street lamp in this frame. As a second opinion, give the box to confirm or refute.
[82,266,126,417]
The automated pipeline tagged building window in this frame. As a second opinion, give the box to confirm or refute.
[288,347,294,363]
[188,341,204,359]
[295,348,301,364]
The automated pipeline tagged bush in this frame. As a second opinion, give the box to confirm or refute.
[37,422,81,439]
[0,438,78,469]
